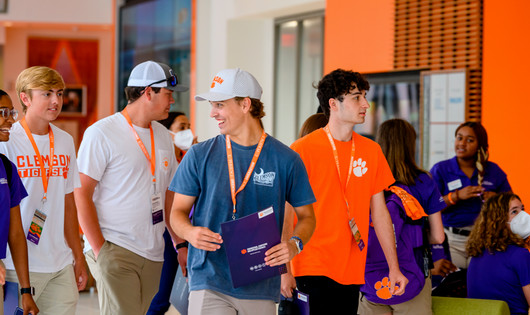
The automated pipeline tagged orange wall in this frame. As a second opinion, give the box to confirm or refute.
[482,0,530,205]
[324,0,395,74]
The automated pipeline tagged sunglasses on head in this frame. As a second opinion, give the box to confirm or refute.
[145,69,179,89]
[0,108,18,120]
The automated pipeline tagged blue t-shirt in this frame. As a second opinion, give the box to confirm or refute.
[169,134,316,302]
[430,157,511,227]
[468,245,530,314]
[1,155,28,259]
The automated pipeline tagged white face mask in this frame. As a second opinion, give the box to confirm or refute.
[510,211,530,239]
[170,129,194,151]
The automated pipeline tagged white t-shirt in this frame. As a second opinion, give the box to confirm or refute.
[77,113,177,261]
[0,122,81,273]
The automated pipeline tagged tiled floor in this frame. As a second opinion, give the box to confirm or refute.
[76,288,180,315]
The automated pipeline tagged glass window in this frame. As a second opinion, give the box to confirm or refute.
[118,0,191,114]
[274,12,324,145]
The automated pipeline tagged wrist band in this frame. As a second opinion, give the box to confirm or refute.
[448,192,456,205]
[176,241,188,250]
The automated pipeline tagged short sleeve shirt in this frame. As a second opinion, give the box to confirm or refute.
[430,157,511,227]
[290,130,395,285]
[170,134,315,301]
[0,155,28,259]
[468,245,530,314]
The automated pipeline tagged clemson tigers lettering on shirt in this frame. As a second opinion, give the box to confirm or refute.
[16,154,71,179]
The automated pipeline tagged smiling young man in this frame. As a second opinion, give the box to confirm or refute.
[170,68,316,314]
[285,69,408,314]
[0,67,86,315]
[75,60,187,314]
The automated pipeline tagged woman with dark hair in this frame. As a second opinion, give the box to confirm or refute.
[358,118,445,314]
[430,121,511,268]
[466,192,530,315]
[158,111,197,162]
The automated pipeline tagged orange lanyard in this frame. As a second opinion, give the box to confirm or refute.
[226,131,267,220]
[20,118,54,202]
[323,125,355,216]
[122,108,157,187]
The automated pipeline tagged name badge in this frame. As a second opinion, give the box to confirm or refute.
[151,192,163,225]
[27,209,47,245]
[447,179,462,191]
[349,217,365,251]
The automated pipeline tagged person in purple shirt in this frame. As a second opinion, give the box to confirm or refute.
[467,192,530,315]
[430,122,511,269]
[359,119,445,314]
[0,89,39,314]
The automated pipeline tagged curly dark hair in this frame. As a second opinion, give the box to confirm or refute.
[466,192,527,257]
[316,69,370,118]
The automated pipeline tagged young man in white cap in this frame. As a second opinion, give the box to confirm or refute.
[0,67,86,315]
[170,68,316,314]
[75,60,188,314]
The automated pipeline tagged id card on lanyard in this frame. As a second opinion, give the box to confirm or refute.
[21,118,53,245]
[226,131,267,220]
[122,109,163,225]
[324,126,365,251]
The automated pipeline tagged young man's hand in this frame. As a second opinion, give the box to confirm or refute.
[264,239,298,267]
[0,263,5,285]
[186,226,222,251]
[21,293,39,315]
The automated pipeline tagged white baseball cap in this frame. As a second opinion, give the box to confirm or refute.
[127,60,188,92]
[195,68,262,101]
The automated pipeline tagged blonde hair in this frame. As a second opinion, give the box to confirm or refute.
[15,66,65,112]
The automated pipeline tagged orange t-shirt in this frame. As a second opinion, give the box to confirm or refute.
[290,129,395,285]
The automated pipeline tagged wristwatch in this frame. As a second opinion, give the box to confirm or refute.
[20,287,35,296]
[290,236,303,254]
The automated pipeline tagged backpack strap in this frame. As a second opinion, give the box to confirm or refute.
[1,153,12,188]
[386,185,427,220]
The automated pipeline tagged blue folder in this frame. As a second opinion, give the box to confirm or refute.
[3,281,19,315]
[221,207,286,288]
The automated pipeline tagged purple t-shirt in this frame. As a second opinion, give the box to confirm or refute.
[1,155,28,259]
[468,245,530,314]
[362,185,426,305]
[430,157,511,227]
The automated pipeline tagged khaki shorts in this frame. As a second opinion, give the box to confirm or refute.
[86,241,163,315]
[5,264,78,315]
[359,276,432,315]
[189,289,276,315]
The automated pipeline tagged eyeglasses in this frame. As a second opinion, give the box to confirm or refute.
[145,69,179,89]
[0,108,18,120]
